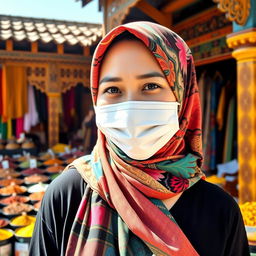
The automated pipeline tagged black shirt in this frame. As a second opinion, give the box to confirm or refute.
[29,168,250,256]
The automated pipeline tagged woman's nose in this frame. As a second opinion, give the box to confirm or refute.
[126,90,144,101]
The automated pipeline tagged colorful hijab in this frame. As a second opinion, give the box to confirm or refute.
[65,21,204,256]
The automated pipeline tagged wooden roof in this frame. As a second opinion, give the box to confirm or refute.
[0,15,102,46]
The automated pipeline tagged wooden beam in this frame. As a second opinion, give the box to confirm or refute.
[136,0,172,27]
[57,44,64,54]
[161,0,197,13]
[6,40,13,51]
[31,42,38,53]
[83,46,90,57]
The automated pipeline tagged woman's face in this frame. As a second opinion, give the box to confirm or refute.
[97,39,176,106]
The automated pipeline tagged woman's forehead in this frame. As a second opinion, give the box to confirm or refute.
[99,40,163,76]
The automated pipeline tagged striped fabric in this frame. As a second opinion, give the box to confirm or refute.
[66,21,205,256]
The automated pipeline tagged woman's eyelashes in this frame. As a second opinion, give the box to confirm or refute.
[103,86,121,94]
[103,83,162,95]
[143,83,161,91]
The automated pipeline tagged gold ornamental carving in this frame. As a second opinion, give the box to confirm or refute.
[106,0,140,32]
[213,0,250,25]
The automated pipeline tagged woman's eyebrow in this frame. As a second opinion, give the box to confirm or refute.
[99,72,165,85]
[99,76,122,85]
[136,72,165,79]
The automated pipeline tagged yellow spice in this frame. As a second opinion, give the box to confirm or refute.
[239,201,256,226]
[15,222,35,238]
[0,229,13,240]
[11,215,36,226]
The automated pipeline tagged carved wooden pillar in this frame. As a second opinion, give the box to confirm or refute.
[48,93,60,147]
[227,30,256,203]
[216,0,255,203]
[47,63,61,147]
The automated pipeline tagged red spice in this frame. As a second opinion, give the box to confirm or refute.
[0,218,9,228]
[0,195,29,205]
[21,168,45,176]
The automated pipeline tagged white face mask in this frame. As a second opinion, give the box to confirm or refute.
[95,101,180,160]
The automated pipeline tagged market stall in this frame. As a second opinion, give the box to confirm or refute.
[0,15,102,148]
[0,145,84,255]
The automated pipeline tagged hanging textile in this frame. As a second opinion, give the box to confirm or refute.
[33,87,48,123]
[2,65,28,121]
[7,119,12,139]
[202,75,212,171]
[198,71,206,118]
[75,83,88,128]
[201,72,223,172]
[16,117,24,138]
[223,96,236,162]
[0,116,7,140]
[24,85,39,132]
[11,119,16,138]
[0,68,3,116]
[62,87,75,131]
[216,86,226,131]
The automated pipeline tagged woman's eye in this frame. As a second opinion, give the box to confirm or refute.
[143,83,161,91]
[104,87,121,94]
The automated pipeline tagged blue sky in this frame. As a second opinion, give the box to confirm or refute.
[0,0,103,24]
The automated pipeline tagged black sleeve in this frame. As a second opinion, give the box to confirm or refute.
[29,168,86,256]
[171,180,250,256]
[224,200,250,256]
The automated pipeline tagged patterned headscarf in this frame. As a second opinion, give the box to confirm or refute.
[66,21,204,256]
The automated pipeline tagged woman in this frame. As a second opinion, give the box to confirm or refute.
[29,21,249,256]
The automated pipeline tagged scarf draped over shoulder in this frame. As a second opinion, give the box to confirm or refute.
[65,21,204,256]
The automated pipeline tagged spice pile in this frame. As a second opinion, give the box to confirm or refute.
[0,144,85,255]
[239,201,256,245]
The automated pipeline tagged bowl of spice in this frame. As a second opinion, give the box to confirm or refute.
[0,218,9,228]
[21,168,45,176]
[27,182,48,194]
[46,165,64,174]
[19,160,42,169]
[14,223,35,255]
[24,174,49,185]
[0,177,24,187]
[29,191,45,202]
[43,158,63,166]
[1,202,34,217]
[38,153,52,161]
[50,173,61,180]
[33,201,42,212]
[0,184,27,196]
[15,222,35,238]
[239,201,256,244]
[0,228,14,255]
[10,213,36,229]
[0,168,20,179]
[0,161,17,169]
[0,194,30,206]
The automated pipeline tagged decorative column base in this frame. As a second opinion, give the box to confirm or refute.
[227,29,256,203]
